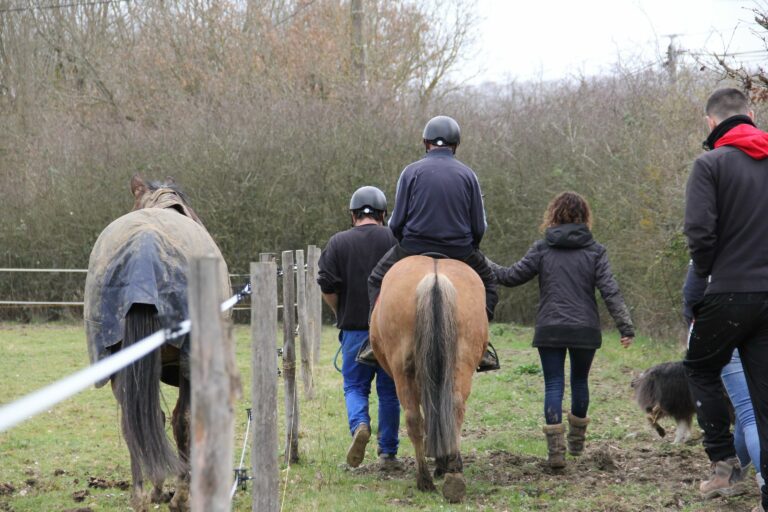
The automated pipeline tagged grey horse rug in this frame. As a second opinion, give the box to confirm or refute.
[84,207,230,387]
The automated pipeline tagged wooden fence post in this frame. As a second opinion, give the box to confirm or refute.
[295,250,314,399]
[189,257,235,512]
[307,245,322,365]
[250,261,279,512]
[259,252,276,263]
[281,250,300,463]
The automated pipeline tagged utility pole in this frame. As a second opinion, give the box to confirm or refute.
[350,0,366,88]
[663,34,681,82]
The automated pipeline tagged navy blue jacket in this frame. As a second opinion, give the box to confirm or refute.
[388,148,486,258]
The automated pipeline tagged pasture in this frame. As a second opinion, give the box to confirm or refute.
[0,321,759,511]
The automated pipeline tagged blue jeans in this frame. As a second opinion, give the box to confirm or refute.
[538,347,596,425]
[340,330,400,455]
[721,349,761,478]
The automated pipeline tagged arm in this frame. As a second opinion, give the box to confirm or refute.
[684,159,718,277]
[388,169,410,241]
[486,242,541,287]
[316,238,341,318]
[682,261,707,325]
[595,246,635,339]
[322,292,338,315]
[469,172,487,247]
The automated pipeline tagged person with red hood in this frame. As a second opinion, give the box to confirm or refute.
[683,88,768,512]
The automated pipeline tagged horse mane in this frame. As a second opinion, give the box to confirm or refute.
[146,180,192,205]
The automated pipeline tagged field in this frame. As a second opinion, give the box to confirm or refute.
[0,322,761,511]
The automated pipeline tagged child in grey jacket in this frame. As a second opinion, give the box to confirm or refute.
[488,191,634,468]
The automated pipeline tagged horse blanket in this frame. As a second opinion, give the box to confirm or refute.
[84,207,229,387]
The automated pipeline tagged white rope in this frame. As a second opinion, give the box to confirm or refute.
[0,321,189,433]
[229,410,253,499]
[0,282,250,434]
[0,268,88,273]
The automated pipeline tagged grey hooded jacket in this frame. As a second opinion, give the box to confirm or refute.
[488,223,634,348]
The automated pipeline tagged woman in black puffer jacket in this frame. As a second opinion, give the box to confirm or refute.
[488,191,634,469]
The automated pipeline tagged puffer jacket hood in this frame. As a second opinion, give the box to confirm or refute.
[545,223,594,249]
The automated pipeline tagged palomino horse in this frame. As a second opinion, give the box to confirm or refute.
[370,255,488,503]
[84,175,229,512]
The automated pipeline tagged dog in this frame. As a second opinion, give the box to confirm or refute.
[631,361,696,444]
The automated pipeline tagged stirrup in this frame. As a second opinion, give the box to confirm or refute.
[476,341,500,372]
[355,337,379,367]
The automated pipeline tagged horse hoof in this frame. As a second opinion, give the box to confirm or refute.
[168,489,190,512]
[443,473,466,503]
[150,488,173,503]
[130,488,150,512]
[417,477,437,492]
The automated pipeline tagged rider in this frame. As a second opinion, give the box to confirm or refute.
[365,115,500,372]
[317,186,401,469]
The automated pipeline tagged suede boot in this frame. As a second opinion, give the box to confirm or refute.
[542,423,566,469]
[567,412,590,456]
[699,457,746,499]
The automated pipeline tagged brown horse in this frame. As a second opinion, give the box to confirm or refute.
[84,175,229,512]
[370,255,488,503]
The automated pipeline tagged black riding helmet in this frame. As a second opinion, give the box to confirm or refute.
[423,115,461,148]
[349,186,387,216]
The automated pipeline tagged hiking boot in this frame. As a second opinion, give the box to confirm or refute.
[542,423,566,469]
[567,412,590,456]
[355,337,378,367]
[346,423,370,467]
[377,453,404,472]
[699,457,747,499]
[476,342,500,372]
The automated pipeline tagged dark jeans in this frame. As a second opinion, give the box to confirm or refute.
[367,243,498,321]
[537,347,596,424]
[683,292,768,507]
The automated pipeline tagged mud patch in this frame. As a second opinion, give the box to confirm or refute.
[87,476,129,490]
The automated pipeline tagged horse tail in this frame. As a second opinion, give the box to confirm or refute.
[414,261,458,458]
[114,304,184,481]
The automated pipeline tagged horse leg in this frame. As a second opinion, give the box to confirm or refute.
[442,399,466,503]
[149,410,171,504]
[402,391,435,492]
[169,377,191,512]
[111,377,150,512]
[128,453,150,512]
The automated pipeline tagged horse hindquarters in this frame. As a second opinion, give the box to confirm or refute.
[413,272,466,502]
[113,304,184,511]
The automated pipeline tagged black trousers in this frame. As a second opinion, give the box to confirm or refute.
[367,243,498,322]
[683,292,768,507]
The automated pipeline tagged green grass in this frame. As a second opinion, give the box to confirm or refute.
[0,322,760,511]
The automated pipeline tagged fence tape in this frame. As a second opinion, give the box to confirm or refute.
[0,281,251,434]
[0,321,189,433]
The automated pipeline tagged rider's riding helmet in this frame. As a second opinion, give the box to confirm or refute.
[349,186,387,216]
[422,115,461,148]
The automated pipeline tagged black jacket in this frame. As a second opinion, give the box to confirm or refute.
[317,224,397,330]
[488,224,634,348]
[684,120,768,294]
[388,148,486,258]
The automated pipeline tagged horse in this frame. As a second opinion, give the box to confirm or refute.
[84,174,230,512]
[369,255,488,503]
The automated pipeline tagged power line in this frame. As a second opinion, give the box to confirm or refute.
[0,0,128,14]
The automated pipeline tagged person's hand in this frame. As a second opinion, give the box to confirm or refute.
[620,336,634,348]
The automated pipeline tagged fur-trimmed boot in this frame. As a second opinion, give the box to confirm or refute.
[567,412,590,456]
[542,423,566,469]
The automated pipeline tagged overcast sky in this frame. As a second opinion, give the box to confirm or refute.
[462,0,765,83]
